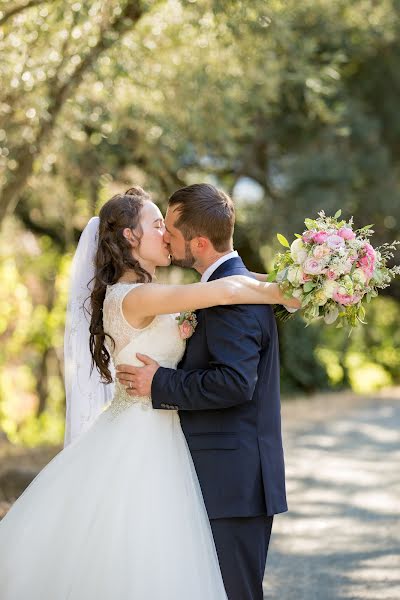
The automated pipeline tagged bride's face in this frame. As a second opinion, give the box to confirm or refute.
[132,202,171,269]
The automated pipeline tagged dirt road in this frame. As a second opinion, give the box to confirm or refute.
[263,391,400,600]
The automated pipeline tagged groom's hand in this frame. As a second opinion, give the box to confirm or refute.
[116,354,160,397]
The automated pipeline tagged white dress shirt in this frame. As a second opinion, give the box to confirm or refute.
[200,251,239,282]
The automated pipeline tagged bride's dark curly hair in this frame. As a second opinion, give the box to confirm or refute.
[89,186,152,383]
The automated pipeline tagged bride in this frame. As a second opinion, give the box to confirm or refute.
[0,186,298,599]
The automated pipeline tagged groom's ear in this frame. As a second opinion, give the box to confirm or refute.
[193,236,210,250]
[193,236,211,251]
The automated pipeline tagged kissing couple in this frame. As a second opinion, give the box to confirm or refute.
[0,183,299,599]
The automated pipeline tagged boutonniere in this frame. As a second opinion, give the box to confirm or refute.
[176,311,198,339]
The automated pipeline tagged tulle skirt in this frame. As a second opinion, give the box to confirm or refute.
[0,402,227,599]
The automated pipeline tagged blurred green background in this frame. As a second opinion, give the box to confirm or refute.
[1,0,400,447]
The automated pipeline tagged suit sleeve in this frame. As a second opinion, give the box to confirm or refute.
[151,305,265,411]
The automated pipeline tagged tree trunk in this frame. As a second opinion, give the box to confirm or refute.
[36,348,50,416]
[0,0,144,225]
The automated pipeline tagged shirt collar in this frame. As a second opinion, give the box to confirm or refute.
[200,251,239,282]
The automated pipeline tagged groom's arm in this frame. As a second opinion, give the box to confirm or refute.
[151,305,265,411]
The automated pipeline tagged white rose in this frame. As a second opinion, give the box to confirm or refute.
[322,280,338,299]
[314,289,328,306]
[353,268,367,285]
[287,265,302,286]
[342,259,353,274]
[290,239,308,264]
[324,306,339,325]
[292,288,303,299]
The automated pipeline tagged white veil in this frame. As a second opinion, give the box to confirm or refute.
[63,216,114,447]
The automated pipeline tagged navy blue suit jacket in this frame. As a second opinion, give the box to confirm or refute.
[151,256,287,519]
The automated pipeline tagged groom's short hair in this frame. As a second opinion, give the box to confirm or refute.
[168,183,235,252]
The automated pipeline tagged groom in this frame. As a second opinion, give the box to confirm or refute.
[116,183,287,600]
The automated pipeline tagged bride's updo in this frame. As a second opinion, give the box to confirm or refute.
[89,186,152,383]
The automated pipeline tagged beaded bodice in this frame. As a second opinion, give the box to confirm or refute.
[102,282,186,415]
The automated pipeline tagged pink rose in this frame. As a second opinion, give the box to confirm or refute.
[326,234,345,250]
[332,290,361,306]
[179,321,194,339]
[312,231,329,244]
[313,244,331,259]
[300,271,313,283]
[338,227,356,240]
[327,268,339,280]
[365,242,376,261]
[303,257,326,275]
[357,242,376,279]
[302,230,316,243]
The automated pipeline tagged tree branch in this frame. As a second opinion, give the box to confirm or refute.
[0,0,145,224]
[15,199,82,250]
[0,0,47,26]
[48,1,143,118]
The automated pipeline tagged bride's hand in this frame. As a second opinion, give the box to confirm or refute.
[271,283,301,309]
[251,272,301,309]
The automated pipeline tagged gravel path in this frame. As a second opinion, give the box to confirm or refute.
[263,390,400,600]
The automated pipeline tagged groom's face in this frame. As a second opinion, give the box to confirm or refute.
[164,206,196,268]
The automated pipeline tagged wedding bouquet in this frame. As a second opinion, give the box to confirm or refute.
[269,211,400,328]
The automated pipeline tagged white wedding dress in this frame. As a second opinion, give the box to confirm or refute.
[0,283,228,600]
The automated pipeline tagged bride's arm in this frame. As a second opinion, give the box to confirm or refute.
[251,272,269,282]
[123,276,300,322]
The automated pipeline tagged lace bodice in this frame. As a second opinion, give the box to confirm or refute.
[103,282,186,414]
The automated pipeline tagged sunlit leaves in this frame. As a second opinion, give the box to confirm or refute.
[1,0,400,443]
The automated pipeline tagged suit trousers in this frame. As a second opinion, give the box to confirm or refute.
[210,515,274,600]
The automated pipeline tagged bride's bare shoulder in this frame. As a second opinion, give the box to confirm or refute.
[121,283,160,327]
